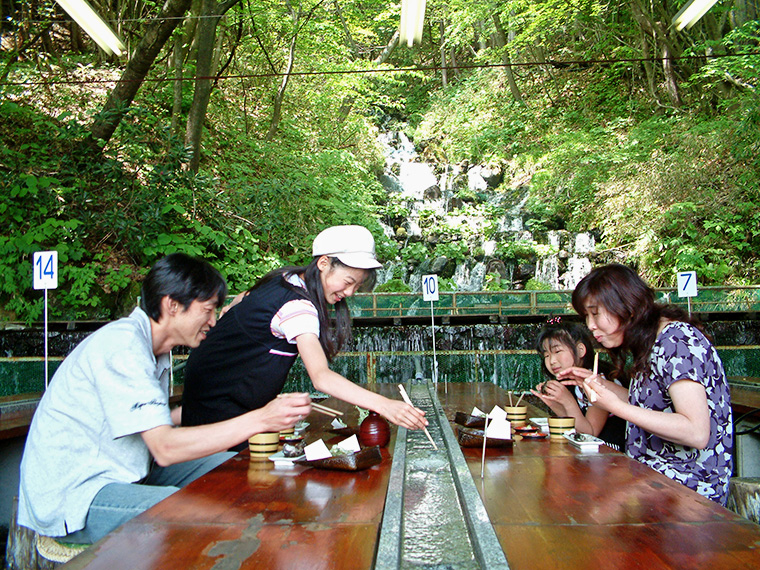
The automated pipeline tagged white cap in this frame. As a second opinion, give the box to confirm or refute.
[312,225,382,269]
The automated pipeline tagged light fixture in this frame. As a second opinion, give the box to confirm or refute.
[55,0,126,56]
[399,0,427,47]
[672,0,721,31]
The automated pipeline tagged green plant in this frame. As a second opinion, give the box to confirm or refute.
[400,242,430,265]
[375,278,411,293]
[434,241,468,263]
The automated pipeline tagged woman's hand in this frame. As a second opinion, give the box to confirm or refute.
[555,366,593,386]
[378,398,428,430]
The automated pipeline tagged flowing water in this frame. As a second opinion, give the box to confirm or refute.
[376,125,596,291]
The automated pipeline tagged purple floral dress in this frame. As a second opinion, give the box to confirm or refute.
[626,321,733,505]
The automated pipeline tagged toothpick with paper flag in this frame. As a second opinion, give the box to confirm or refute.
[55,0,126,56]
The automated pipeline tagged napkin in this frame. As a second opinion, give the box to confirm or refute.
[331,417,348,429]
[334,434,361,453]
[471,406,487,417]
[304,439,332,461]
[488,405,507,420]
[485,417,511,439]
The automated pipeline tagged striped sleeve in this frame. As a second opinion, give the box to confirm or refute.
[271,299,320,342]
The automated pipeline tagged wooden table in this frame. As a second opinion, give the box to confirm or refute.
[62,387,397,570]
[438,383,760,569]
[62,382,760,569]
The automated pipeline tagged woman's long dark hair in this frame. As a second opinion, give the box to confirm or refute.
[252,257,376,361]
[571,264,696,380]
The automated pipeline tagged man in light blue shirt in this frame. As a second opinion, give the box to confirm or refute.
[18,253,312,545]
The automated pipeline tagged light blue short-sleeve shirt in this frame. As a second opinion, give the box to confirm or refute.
[18,308,173,537]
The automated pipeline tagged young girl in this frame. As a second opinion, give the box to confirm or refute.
[531,321,627,450]
[560,263,733,505]
[180,225,427,448]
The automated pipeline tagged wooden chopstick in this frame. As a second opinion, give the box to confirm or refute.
[311,402,344,417]
[398,384,438,450]
[586,353,600,402]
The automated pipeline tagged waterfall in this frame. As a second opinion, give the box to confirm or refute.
[376,124,595,292]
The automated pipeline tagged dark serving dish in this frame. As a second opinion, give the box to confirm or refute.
[295,446,382,471]
[519,431,548,440]
[328,426,358,437]
[456,426,513,448]
[454,411,487,428]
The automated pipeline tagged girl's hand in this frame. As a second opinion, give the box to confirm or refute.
[379,398,428,430]
[220,291,248,318]
[530,381,566,417]
[531,380,574,409]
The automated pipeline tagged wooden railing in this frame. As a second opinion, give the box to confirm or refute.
[346,286,760,320]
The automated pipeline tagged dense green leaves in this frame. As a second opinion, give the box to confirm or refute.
[1,0,760,324]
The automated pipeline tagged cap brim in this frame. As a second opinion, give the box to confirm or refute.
[334,253,382,269]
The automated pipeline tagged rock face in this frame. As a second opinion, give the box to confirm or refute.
[376,127,596,292]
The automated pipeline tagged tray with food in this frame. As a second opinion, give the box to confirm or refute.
[295,445,382,471]
[456,426,513,448]
[453,411,487,428]
[563,432,605,451]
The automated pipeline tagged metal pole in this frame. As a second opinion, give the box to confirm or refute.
[430,299,438,384]
[44,288,49,390]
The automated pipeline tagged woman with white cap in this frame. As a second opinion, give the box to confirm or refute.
[181,225,427,446]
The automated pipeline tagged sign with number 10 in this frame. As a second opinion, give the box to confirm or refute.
[33,251,58,290]
[422,274,439,302]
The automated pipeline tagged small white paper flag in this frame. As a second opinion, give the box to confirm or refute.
[488,405,507,420]
[486,417,511,439]
[335,434,361,453]
[304,439,332,461]
[471,406,487,417]
[331,417,347,429]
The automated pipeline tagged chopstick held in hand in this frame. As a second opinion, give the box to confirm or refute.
[585,353,599,403]
[398,384,438,450]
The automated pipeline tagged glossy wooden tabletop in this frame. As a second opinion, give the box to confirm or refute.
[437,382,760,569]
[62,382,760,569]
[62,386,399,570]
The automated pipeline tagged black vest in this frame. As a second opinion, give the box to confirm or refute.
[182,276,307,448]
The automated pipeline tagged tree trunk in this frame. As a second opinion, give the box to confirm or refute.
[264,0,325,142]
[334,0,358,58]
[183,0,240,171]
[373,29,399,65]
[87,0,193,149]
[439,20,448,88]
[171,0,199,135]
[265,27,298,141]
[629,0,684,107]
[492,13,524,104]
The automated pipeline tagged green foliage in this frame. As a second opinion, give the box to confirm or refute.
[525,278,552,291]
[374,278,411,293]
[434,241,468,263]
[494,240,538,262]
[484,272,511,291]
[643,200,760,285]
[437,277,457,292]
[400,242,430,265]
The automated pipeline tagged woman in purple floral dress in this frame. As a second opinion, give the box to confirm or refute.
[558,264,733,505]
